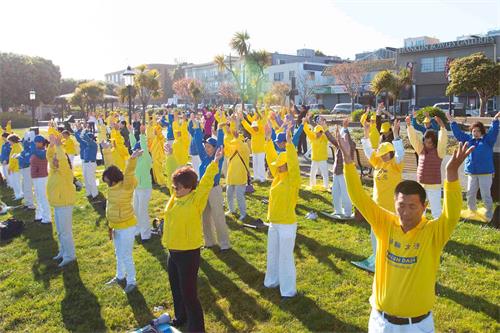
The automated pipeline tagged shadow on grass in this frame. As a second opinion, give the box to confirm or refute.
[213,249,364,332]
[298,188,332,207]
[61,262,106,332]
[141,236,169,272]
[436,283,499,321]
[126,288,155,327]
[87,192,106,226]
[443,240,498,270]
[200,259,271,329]
[153,183,170,197]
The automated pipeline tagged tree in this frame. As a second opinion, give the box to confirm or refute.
[268,82,290,106]
[447,52,500,116]
[116,85,137,104]
[60,78,88,95]
[371,69,395,109]
[371,69,411,115]
[315,50,326,56]
[134,65,162,119]
[0,52,61,112]
[218,82,238,105]
[173,78,204,107]
[172,64,186,81]
[188,80,203,109]
[330,62,365,111]
[295,71,316,105]
[70,81,105,115]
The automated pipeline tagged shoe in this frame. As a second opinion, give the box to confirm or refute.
[281,295,296,301]
[123,283,137,293]
[220,247,231,252]
[25,205,36,210]
[52,254,62,261]
[305,212,318,220]
[225,210,235,216]
[238,214,247,221]
[58,258,75,268]
[40,220,52,224]
[141,238,151,244]
[171,319,186,327]
[34,218,42,223]
[105,277,126,286]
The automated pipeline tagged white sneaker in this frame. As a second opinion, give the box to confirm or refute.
[225,210,235,216]
[58,258,75,268]
[105,277,125,286]
[53,254,62,261]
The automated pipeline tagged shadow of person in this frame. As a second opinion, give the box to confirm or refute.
[436,283,499,321]
[443,240,498,270]
[141,236,169,272]
[200,259,270,329]
[126,288,155,328]
[61,262,106,332]
[87,192,106,227]
[213,249,364,332]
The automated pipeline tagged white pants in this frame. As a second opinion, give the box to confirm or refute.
[252,152,266,182]
[2,164,12,188]
[191,155,201,177]
[33,177,51,222]
[10,171,23,199]
[264,222,297,297]
[466,174,494,220]
[68,154,75,168]
[113,226,136,285]
[83,162,98,197]
[21,167,34,207]
[332,173,352,216]
[369,308,434,333]
[133,188,152,240]
[425,188,442,219]
[203,185,230,249]
[54,206,76,261]
[310,160,329,188]
[226,185,246,217]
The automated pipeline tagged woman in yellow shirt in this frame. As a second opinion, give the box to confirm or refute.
[240,112,267,182]
[61,130,77,166]
[7,134,23,200]
[102,149,141,293]
[163,144,223,332]
[302,116,329,189]
[46,135,77,267]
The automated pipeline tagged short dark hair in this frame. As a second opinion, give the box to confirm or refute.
[7,134,20,143]
[121,120,127,126]
[423,129,438,147]
[394,180,426,205]
[102,165,124,185]
[172,166,198,190]
[2,133,9,139]
[470,121,486,135]
[62,130,71,136]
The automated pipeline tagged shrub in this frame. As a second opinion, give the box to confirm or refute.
[351,109,372,122]
[413,106,448,126]
[0,112,33,129]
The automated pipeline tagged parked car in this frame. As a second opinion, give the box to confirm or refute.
[433,102,465,116]
[331,103,363,114]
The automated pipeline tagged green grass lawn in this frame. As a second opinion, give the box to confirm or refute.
[0,164,498,332]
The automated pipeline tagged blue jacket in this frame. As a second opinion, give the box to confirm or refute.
[81,131,98,162]
[451,119,499,175]
[194,127,223,186]
[74,129,86,160]
[187,121,199,156]
[160,114,175,140]
[30,142,46,160]
[18,140,33,169]
[411,117,439,135]
[271,124,304,152]
[1,141,11,163]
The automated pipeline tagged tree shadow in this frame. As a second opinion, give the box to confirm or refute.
[443,240,498,270]
[200,259,270,329]
[61,262,107,332]
[126,288,155,328]
[213,249,364,332]
[198,275,239,332]
[436,283,499,321]
[141,236,169,272]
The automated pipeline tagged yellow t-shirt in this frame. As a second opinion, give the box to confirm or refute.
[344,163,462,317]
[369,155,403,213]
[303,124,328,161]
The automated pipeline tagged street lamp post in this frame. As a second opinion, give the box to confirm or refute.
[122,66,135,124]
[29,90,36,126]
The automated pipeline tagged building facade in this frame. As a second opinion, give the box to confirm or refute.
[396,34,500,111]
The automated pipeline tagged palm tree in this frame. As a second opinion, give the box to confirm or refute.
[389,69,412,115]
[230,31,250,58]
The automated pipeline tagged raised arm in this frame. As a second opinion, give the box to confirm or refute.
[193,148,223,210]
[483,117,499,146]
[122,153,138,189]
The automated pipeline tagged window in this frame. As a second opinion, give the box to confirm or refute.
[289,70,295,79]
[273,72,284,81]
[308,71,315,81]
[279,59,286,64]
[434,57,447,72]
[421,58,434,72]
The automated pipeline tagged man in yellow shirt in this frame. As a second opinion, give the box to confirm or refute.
[302,116,329,189]
[61,130,77,167]
[240,113,267,183]
[336,126,473,333]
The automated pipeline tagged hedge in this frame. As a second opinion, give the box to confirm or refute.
[0,112,33,129]
[413,106,448,126]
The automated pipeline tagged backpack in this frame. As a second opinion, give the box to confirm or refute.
[0,218,24,241]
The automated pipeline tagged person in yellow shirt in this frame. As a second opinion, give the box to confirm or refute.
[61,130,78,166]
[239,112,267,183]
[110,124,130,171]
[46,135,77,268]
[172,113,191,166]
[337,126,473,333]
[302,116,329,189]
[225,128,251,221]
[162,144,223,332]
[5,120,12,134]
[150,121,167,186]
[406,115,448,219]
[7,134,23,200]
[102,150,142,293]
[263,125,301,298]
[360,110,380,149]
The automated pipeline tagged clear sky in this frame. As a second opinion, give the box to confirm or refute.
[1,0,498,80]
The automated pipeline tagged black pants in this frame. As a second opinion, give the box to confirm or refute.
[167,248,205,333]
[298,131,307,155]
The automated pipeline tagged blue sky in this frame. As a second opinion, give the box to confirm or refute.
[0,0,498,80]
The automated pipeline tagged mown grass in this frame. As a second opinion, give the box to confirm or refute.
[0,163,498,333]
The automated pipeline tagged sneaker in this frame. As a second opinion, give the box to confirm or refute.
[52,254,62,261]
[123,283,137,293]
[305,212,318,220]
[225,210,235,216]
[34,218,42,223]
[40,220,52,224]
[58,258,75,268]
[105,277,126,286]
[238,214,247,221]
